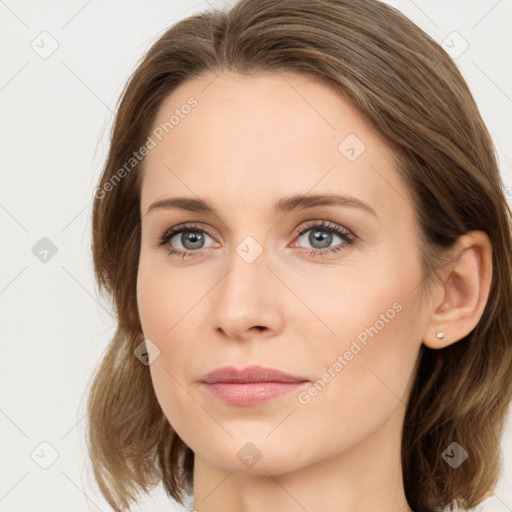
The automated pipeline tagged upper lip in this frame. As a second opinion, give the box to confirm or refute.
[200,365,309,384]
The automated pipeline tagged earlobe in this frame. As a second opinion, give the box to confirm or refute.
[422,231,493,349]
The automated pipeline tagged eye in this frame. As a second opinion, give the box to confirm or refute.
[156,223,217,258]
[292,219,356,257]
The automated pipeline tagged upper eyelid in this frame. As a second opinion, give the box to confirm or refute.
[165,220,349,234]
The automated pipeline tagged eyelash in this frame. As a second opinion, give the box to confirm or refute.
[155,220,356,259]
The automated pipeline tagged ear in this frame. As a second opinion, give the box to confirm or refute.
[422,231,493,349]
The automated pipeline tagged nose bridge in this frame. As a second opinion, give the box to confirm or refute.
[221,234,270,305]
[211,233,282,338]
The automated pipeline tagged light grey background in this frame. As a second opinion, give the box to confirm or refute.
[0,0,511,511]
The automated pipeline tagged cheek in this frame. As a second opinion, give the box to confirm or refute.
[136,255,206,384]
[288,287,422,465]
[136,262,202,440]
[304,266,422,413]
[136,253,194,339]
[293,244,422,384]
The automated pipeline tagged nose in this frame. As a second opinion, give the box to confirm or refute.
[210,245,284,342]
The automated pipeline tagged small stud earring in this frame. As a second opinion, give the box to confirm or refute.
[436,332,445,339]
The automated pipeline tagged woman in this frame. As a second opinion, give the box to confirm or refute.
[87,0,512,511]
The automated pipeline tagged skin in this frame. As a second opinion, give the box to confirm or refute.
[136,70,492,512]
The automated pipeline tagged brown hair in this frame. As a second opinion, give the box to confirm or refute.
[87,0,512,511]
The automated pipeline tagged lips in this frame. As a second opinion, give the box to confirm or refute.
[200,365,309,384]
[200,365,309,406]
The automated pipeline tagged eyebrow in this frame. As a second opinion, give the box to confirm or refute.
[146,193,378,218]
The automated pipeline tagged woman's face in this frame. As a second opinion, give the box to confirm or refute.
[137,70,430,475]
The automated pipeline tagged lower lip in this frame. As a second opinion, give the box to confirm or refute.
[201,381,308,406]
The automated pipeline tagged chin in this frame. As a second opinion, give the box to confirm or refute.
[194,436,312,476]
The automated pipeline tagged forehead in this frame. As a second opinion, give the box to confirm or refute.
[141,70,412,224]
